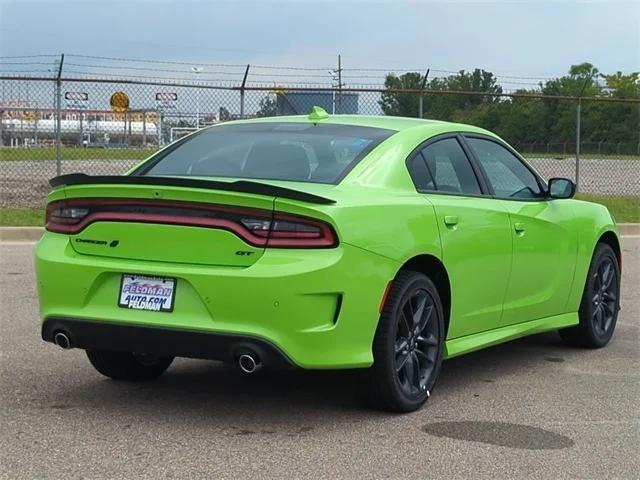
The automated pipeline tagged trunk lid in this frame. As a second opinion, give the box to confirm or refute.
[58,182,278,267]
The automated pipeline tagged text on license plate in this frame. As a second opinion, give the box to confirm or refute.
[118,274,176,312]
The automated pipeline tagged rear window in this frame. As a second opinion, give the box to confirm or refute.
[137,122,395,184]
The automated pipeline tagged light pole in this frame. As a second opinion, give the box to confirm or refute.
[191,66,204,128]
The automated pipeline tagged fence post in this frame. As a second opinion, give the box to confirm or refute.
[142,112,147,147]
[55,54,64,176]
[78,110,83,146]
[575,98,581,189]
[157,111,163,147]
[127,111,132,146]
[337,54,342,114]
[240,64,250,118]
[418,69,430,119]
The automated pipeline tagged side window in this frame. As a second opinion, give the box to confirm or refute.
[407,155,435,191]
[466,137,544,199]
[413,138,482,195]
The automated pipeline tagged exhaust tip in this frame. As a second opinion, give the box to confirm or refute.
[53,331,72,350]
[238,354,262,374]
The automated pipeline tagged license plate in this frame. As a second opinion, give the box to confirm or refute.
[118,274,176,312]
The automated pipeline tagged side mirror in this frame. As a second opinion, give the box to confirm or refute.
[548,177,576,199]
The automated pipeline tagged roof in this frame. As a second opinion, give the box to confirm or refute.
[218,110,497,140]
[222,114,450,132]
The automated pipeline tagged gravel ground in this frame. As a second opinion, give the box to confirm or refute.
[0,238,638,479]
[1,157,639,208]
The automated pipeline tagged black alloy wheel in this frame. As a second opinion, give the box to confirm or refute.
[560,243,620,348]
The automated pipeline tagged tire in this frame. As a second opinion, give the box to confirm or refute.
[360,270,445,412]
[559,243,620,348]
[86,350,173,381]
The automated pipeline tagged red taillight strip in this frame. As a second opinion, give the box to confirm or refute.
[46,198,338,248]
[49,211,272,246]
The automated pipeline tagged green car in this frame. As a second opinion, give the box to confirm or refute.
[36,107,621,412]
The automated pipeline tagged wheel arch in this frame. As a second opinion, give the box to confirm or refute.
[397,254,452,338]
[597,230,622,270]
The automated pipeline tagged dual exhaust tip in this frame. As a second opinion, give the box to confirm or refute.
[238,353,262,374]
[53,330,263,373]
[53,331,72,350]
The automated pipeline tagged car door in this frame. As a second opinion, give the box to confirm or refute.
[407,135,513,339]
[463,135,577,326]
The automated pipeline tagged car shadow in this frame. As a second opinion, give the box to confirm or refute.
[49,331,570,425]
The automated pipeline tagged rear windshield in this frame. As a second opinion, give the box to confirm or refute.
[136,122,395,184]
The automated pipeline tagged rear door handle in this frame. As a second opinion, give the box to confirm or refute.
[514,222,526,233]
[444,215,459,227]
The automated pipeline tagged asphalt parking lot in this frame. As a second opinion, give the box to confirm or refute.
[1,238,638,479]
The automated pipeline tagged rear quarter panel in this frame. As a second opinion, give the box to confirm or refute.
[274,186,441,267]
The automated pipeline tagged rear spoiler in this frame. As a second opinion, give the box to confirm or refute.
[49,173,336,205]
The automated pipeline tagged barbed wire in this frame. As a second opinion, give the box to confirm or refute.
[344,67,555,81]
[1,54,637,97]
[0,67,544,88]
[0,62,61,66]
[0,54,59,59]
[64,53,563,81]
[67,54,333,72]
[64,63,338,79]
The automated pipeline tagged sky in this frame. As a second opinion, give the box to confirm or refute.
[1,0,639,84]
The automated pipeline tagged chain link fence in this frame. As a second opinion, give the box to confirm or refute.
[1,76,639,208]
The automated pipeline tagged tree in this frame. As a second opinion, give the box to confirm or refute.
[379,72,425,117]
[379,69,502,120]
[256,95,278,117]
[379,63,637,152]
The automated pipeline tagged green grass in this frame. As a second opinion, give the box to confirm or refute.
[576,194,640,223]
[0,208,45,226]
[0,147,155,161]
[1,196,637,226]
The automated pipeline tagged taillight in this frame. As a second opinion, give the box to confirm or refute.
[46,204,90,231]
[265,213,336,248]
[45,199,337,248]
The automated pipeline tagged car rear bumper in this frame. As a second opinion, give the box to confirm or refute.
[42,317,294,369]
[35,232,399,369]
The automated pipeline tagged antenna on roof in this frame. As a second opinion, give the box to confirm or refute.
[308,106,329,122]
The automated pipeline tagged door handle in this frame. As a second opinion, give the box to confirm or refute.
[514,222,526,234]
[444,215,459,227]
